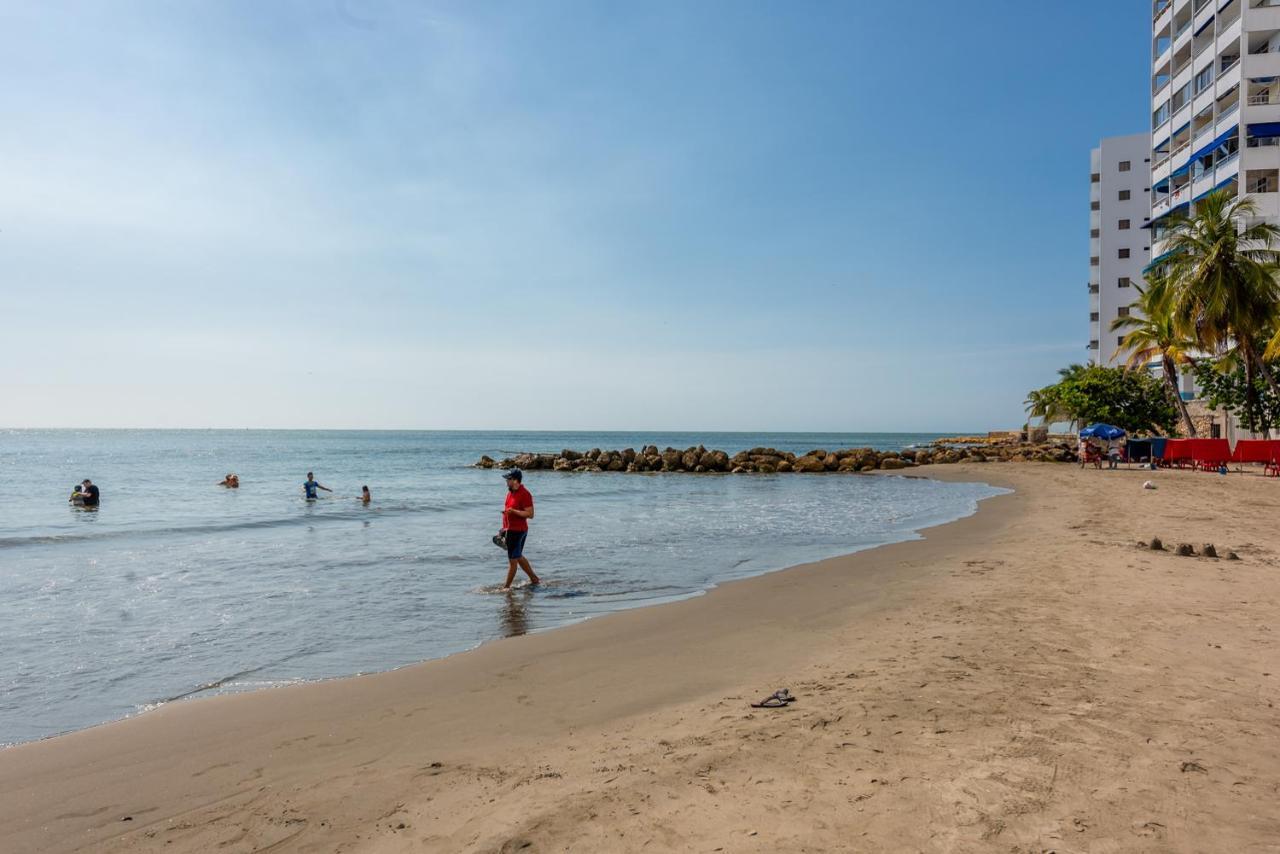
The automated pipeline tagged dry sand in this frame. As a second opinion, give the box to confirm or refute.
[1,463,1278,853]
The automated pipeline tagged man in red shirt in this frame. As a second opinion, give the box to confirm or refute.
[501,469,540,590]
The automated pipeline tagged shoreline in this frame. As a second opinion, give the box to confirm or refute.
[1,472,1006,750]
[3,463,1278,852]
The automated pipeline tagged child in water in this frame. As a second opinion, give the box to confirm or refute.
[360,485,371,504]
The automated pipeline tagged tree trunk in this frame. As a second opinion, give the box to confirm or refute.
[1244,357,1260,436]
[1164,357,1197,437]
[1247,345,1278,438]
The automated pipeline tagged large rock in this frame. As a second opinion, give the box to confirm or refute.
[792,455,827,473]
[880,458,913,470]
[682,450,701,470]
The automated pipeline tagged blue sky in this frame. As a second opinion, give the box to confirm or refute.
[1,1,1150,430]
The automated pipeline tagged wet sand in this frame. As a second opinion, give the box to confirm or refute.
[1,463,1277,852]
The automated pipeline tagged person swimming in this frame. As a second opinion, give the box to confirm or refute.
[217,473,240,488]
[360,485,371,504]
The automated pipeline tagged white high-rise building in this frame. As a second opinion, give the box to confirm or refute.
[1148,0,1280,250]
[1090,134,1152,365]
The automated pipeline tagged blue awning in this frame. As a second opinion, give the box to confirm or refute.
[1193,174,1237,203]
[1145,202,1190,229]
[1248,122,1280,139]
[1189,127,1238,162]
[1153,177,1170,192]
[1143,248,1179,272]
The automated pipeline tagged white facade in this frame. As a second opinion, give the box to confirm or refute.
[1147,0,1280,403]
[1090,134,1152,366]
[1149,0,1280,246]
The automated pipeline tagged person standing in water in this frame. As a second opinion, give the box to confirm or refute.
[360,485,371,504]
[500,469,539,590]
[79,479,100,507]
[303,472,332,500]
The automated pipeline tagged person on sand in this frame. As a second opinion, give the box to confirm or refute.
[218,473,240,488]
[360,485,371,504]
[303,472,332,500]
[500,469,540,590]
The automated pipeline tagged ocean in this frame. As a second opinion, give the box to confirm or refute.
[0,430,1008,745]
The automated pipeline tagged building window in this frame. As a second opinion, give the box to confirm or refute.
[1119,248,1131,259]
[1119,190,1131,201]
[1090,312,1099,322]
[1211,423,1222,439]
[1119,160,1132,172]
[1119,277,1131,287]
[1091,228,1100,238]
[1091,256,1100,266]
[1090,340,1099,349]
[1119,219,1131,229]
[1091,173,1101,183]
[1118,306,1130,317]
[1091,201,1101,211]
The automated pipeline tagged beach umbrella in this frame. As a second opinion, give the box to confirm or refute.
[1079,423,1127,441]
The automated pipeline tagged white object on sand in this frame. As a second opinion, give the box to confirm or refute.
[1143,481,1157,490]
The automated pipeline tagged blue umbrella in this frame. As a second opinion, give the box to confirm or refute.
[1079,423,1126,441]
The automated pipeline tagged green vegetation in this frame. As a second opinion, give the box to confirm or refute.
[1029,189,1280,439]
[1025,364,1177,435]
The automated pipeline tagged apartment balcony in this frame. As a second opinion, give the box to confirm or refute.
[1155,0,1172,32]
[1193,168,1217,197]
[1174,17,1195,52]
[1219,16,1243,52]
[1153,154,1174,184]
[1244,51,1280,79]
[1193,83,1217,115]
[1250,4,1280,32]
[1172,57,1195,91]
[1193,0,1215,34]
[1217,149,1241,183]
[1216,99,1242,135]
[1153,77,1173,108]
[1216,57,1241,97]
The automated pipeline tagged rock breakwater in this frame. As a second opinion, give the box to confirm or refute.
[476,439,1077,474]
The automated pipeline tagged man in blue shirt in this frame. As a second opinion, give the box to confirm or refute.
[303,472,332,500]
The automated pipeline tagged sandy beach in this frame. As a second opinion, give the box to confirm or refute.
[1,462,1278,853]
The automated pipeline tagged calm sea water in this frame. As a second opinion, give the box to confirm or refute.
[0,430,1006,745]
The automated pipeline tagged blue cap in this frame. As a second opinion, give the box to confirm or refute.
[503,468,523,482]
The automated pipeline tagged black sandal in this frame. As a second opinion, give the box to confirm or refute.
[751,689,795,708]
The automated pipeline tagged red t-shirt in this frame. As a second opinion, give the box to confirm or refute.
[503,485,533,532]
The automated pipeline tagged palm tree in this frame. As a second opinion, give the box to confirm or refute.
[1024,364,1087,430]
[1158,189,1280,404]
[1110,278,1198,436]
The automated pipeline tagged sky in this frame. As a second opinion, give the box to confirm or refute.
[1,1,1152,431]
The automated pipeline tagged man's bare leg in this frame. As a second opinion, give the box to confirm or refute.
[517,556,540,585]
[503,559,519,590]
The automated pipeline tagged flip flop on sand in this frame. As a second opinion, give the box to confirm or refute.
[751,689,795,709]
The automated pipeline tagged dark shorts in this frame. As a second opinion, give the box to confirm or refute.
[505,529,528,560]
